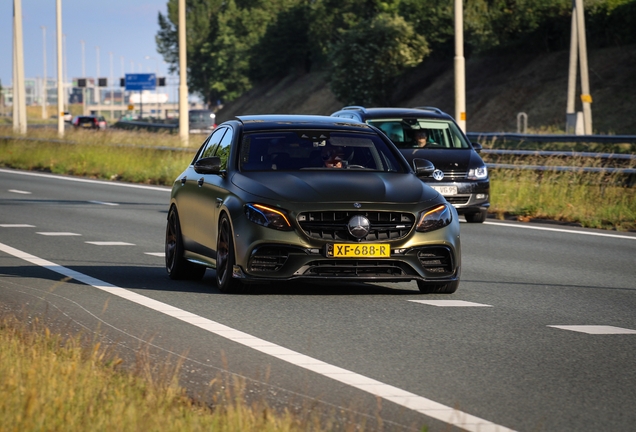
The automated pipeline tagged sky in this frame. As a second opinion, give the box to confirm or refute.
[2,0,179,99]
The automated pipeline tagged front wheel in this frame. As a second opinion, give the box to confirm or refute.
[215,214,244,293]
[417,279,459,294]
[465,209,487,223]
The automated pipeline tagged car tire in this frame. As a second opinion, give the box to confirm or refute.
[165,206,206,280]
[417,279,459,294]
[465,209,487,223]
[215,213,244,293]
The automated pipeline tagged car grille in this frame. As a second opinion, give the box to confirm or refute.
[303,260,408,277]
[298,211,415,241]
[248,247,289,272]
[417,247,454,275]
[421,170,467,181]
[444,195,470,205]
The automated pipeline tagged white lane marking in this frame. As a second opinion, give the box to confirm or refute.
[85,241,135,246]
[484,221,636,241]
[36,232,82,236]
[409,300,493,307]
[8,189,32,194]
[0,168,170,192]
[0,240,515,432]
[0,224,36,228]
[89,200,119,206]
[548,325,636,334]
[145,252,165,257]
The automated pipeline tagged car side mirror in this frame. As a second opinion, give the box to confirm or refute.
[471,142,483,153]
[413,158,435,177]
[193,156,222,174]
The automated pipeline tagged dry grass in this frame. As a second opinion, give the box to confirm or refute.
[0,314,374,432]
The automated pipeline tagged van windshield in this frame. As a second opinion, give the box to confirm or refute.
[368,119,470,149]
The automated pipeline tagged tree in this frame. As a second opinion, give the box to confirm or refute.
[328,13,429,106]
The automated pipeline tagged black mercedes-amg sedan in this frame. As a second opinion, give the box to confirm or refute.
[166,115,461,294]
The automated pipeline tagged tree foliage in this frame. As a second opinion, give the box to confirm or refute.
[155,0,636,107]
[328,14,428,106]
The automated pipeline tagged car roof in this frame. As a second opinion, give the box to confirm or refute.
[235,114,374,132]
[332,106,453,121]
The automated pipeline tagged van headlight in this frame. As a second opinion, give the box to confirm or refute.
[416,204,452,232]
[467,165,488,180]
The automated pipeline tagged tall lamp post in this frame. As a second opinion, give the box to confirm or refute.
[454,0,466,132]
[41,25,47,119]
[13,0,27,134]
[178,0,188,145]
[80,39,86,114]
[56,0,64,136]
[145,55,160,118]
[95,45,100,112]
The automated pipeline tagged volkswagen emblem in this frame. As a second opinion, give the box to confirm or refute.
[353,202,362,209]
[432,169,445,181]
[348,215,370,239]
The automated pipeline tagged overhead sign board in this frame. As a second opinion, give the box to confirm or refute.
[125,73,156,91]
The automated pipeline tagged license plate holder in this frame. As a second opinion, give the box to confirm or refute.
[326,244,391,258]
[431,185,458,196]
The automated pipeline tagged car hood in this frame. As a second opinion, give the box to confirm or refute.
[231,171,439,204]
[399,148,479,171]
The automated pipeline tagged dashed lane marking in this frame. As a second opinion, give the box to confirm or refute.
[88,200,119,206]
[0,224,36,228]
[548,325,636,334]
[145,252,165,257]
[85,241,135,246]
[410,300,493,307]
[36,232,82,236]
[0,240,516,432]
[8,189,32,194]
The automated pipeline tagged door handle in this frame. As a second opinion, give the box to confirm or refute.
[197,177,204,187]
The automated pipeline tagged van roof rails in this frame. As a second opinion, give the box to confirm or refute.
[413,106,444,115]
[341,106,367,112]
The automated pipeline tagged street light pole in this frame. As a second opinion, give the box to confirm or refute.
[178,0,188,146]
[109,51,114,120]
[13,0,27,134]
[454,0,466,132]
[81,39,86,114]
[95,45,100,111]
[41,25,47,119]
[56,0,64,136]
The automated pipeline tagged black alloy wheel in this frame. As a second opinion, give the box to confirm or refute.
[165,206,206,280]
[465,209,487,223]
[215,214,244,293]
[417,279,459,294]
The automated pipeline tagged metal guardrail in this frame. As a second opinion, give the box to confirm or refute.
[486,163,636,175]
[481,149,636,160]
[467,132,636,144]
[112,120,178,133]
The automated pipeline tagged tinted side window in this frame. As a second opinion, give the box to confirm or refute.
[214,128,234,170]
[198,127,227,160]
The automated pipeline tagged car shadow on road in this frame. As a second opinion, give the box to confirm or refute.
[0,262,422,296]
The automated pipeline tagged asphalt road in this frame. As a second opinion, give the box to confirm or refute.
[1,167,635,432]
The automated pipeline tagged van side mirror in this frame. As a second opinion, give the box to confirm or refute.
[472,142,483,153]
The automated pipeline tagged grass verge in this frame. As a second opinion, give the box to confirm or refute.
[0,313,373,432]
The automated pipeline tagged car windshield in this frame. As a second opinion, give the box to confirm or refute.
[367,119,470,149]
[239,131,406,172]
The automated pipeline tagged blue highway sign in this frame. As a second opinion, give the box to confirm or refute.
[125,73,156,91]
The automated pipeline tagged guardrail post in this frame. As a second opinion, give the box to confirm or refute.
[517,112,528,134]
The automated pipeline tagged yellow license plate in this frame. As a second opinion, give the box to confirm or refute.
[327,244,390,258]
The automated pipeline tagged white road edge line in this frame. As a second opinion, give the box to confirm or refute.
[484,221,636,240]
[0,240,515,432]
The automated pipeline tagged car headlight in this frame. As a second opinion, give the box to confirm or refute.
[245,204,293,231]
[467,165,488,180]
[416,204,452,232]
